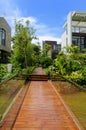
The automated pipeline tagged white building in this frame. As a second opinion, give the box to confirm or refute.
[61,11,86,51]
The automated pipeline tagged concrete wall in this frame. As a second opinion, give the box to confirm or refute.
[61,32,66,49]
[0,17,11,53]
[61,12,72,51]
[67,12,72,47]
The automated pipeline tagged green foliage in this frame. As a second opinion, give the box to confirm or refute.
[39,44,53,68]
[0,64,22,82]
[41,44,52,57]
[10,20,37,68]
[25,66,35,76]
[51,45,86,86]
[66,45,80,54]
[65,71,83,82]
[22,66,35,81]
[40,57,53,68]
[44,67,52,79]
[33,44,40,55]
[0,64,7,82]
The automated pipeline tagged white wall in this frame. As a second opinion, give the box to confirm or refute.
[67,12,72,46]
[61,12,72,51]
[61,31,67,49]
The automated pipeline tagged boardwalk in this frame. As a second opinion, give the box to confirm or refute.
[12,67,79,130]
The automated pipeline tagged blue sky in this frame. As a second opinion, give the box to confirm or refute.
[0,0,86,43]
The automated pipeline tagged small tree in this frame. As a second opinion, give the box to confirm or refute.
[40,44,52,68]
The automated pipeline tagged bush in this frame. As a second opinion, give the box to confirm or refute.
[0,64,7,82]
[40,57,53,68]
[22,66,35,81]
[0,64,22,82]
[64,71,84,85]
[44,67,51,79]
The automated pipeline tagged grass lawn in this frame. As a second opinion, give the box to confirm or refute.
[53,81,86,129]
[62,92,86,129]
[0,79,25,115]
[0,95,7,108]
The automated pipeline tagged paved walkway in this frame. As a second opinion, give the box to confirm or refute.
[12,67,79,130]
[31,67,46,75]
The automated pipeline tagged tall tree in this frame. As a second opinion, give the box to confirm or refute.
[11,20,36,68]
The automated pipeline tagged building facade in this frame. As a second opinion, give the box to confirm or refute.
[43,40,61,59]
[0,17,11,63]
[61,11,86,51]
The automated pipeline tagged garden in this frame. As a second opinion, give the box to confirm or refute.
[45,46,86,129]
[46,45,86,89]
[0,19,86,128]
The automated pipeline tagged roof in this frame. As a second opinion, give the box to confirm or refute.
[72,11,86,22]
[0,17,11,30]
[43,40,57,45]
[63,11,86,28]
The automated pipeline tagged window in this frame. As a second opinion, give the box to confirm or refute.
[0,28,6,46]
[72,36,85,51]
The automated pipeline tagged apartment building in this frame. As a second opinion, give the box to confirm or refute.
[43,40,61,59]
[0,17,11,63]
[61,11,86,51]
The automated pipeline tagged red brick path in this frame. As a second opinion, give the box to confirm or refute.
[0,68,80,130]
[13,81,79,130]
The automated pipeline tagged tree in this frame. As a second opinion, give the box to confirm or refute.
[10,20,36,68]
[41,44,52,57]
[40,44,52,68]
[32,43,41,65]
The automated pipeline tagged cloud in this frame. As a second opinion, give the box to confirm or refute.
[39,35,61,42]
[0,0,22,34]
[21,17,37,23]
[0,0,61,45]
[0,0,21,18]
[31,21,62,47]
[32,35,61,49]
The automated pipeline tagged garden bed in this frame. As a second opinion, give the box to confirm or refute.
[53,81,86,129]
[0,79,25,116]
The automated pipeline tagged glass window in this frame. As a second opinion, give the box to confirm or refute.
[72,36,85,51]
[0,28,6,46]
[0,31,1,45]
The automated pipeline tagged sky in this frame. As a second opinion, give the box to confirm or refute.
[0,0,86,44]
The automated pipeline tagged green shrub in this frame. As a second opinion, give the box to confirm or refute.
[44,68,51,79]
[0,64,7,82]
[40,57,53,68]
[69,71,83,82]
[22,66,35,81]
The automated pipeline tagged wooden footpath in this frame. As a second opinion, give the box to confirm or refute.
[0,67,80,130]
